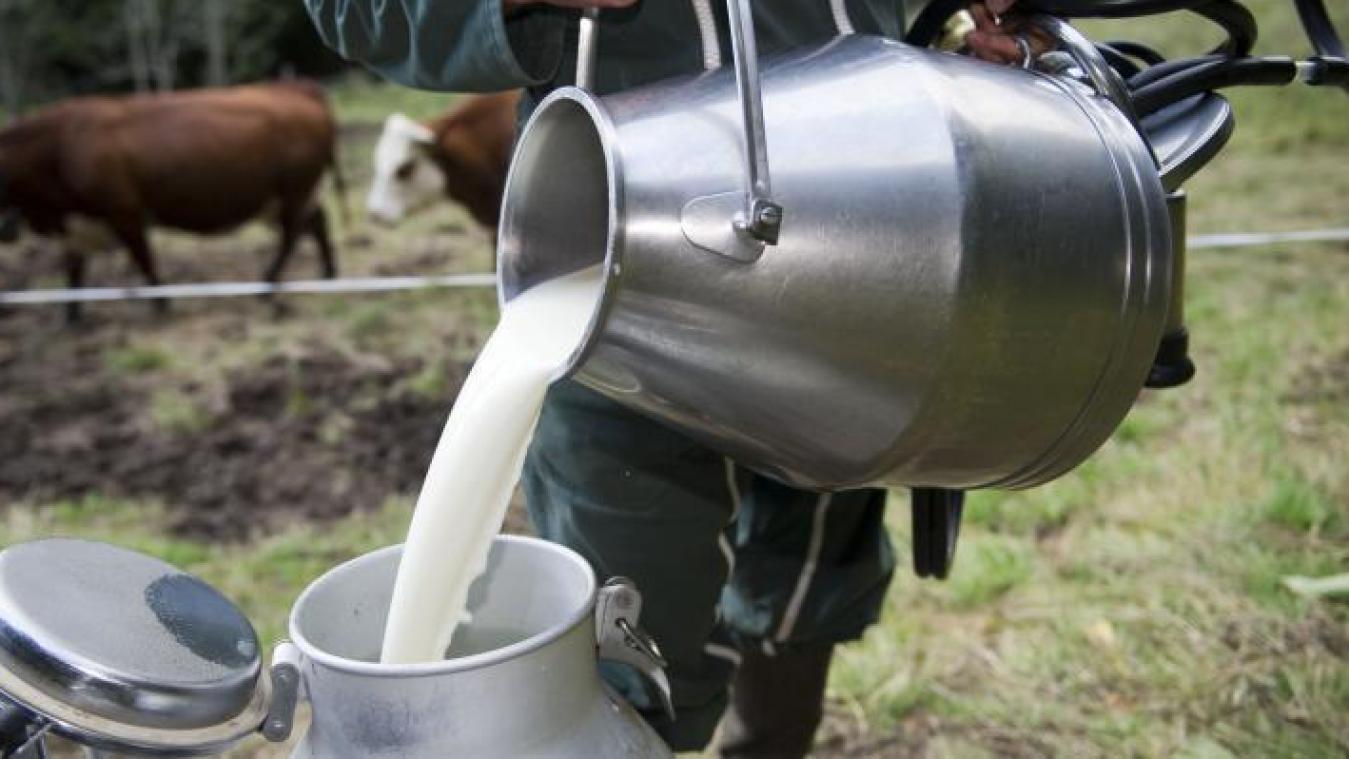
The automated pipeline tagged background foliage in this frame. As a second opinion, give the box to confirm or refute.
[0,0,346,115]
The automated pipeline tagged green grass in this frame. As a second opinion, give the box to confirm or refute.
[325,72,463,124]
[0,495,415,648]
[104,343,172,374]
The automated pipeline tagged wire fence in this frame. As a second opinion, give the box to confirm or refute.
[1,227,1346,306]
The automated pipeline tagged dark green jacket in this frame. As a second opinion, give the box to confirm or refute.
[305,0,906,101]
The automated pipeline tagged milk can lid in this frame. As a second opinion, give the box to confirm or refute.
[0,539,269,754]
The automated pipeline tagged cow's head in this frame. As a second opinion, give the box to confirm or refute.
[366,113,444,225]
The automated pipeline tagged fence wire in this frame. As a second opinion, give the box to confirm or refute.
[1,227,1346,306]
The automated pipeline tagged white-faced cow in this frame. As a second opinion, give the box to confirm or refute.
[0,80,345,321]
[366,91,519,231]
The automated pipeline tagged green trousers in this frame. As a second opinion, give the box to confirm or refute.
[523,381,895,751]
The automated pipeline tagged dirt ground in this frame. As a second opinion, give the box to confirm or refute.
[0,210,522,541]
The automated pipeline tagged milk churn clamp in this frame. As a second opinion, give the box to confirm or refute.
[595,577,675,721]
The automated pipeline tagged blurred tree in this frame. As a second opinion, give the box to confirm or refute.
[0,0,348,115]
[204,0,228,86]
[0,0,58,116]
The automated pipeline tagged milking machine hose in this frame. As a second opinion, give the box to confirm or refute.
[1132,56,1299,115]
[906,0,1348,118]
[0,702,35,757]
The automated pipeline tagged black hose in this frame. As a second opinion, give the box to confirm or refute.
[1304,56,1349,88]
[0,702,34,757]
[1191,0,1258,56]
[1016,0,1209,17]
[1130,53,1224,87]
[1107,39,1168,65]
[1098,43,1144,77]
[1132,56,1297,115]
[1294,0,1346,57]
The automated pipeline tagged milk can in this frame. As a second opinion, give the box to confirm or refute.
[498,5,1171,492]
[0,537,673,758]
[286,536,672,759]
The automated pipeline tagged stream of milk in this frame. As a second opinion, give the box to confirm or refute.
[379,266,603,664]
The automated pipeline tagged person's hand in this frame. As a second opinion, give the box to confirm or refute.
[964,1,1054,66]
[502,0,636,11]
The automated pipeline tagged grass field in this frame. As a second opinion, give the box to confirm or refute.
[1,1,1346,757]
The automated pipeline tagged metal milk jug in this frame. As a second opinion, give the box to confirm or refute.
[286,536,673,759]
[0,537,673,758]
[497,4,1171,492]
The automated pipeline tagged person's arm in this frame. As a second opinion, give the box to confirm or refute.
[302,0,559,91]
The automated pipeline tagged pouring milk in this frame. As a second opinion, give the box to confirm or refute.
[380,266,602,664]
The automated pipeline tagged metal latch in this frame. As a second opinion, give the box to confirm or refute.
[595,577,675,720]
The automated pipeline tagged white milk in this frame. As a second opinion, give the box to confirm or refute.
[380,266,603,664]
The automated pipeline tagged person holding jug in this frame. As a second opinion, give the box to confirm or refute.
[306,1,1042,755]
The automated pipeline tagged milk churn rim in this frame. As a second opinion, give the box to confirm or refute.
[288,536,599,677]
[984,69,1171,490]
[495,86,626,382]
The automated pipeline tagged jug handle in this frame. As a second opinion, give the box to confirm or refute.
[575,2,784,254]
[1028,15,1145,135]
[260,640,305,743]
[725,0,784,246]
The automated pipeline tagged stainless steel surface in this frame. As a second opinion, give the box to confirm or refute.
[576,8,599,91]
[1031,15,1142,130]
[287,536,672,759]
[0,539,270,756]
[725,0,782,247]
[499,35,1171,491]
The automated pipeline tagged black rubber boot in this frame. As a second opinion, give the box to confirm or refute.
[719,643,835,759]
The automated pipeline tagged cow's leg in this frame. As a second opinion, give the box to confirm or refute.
[307,207,337,279]
[62,246,87,324]
[116,224,167,315]
[261,212,305,318]
[264,213,302,284]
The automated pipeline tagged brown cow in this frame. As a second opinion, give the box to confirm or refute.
[365,90,518,230]
[0,80,345,320]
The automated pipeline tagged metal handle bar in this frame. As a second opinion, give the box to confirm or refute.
[1030,15,1142,125]
[726,0,782,245]
[572,3,783,248]
[576,8,599,90]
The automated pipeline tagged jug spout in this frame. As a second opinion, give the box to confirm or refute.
[498,35,1170,492]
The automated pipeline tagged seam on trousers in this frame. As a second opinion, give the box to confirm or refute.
[724,457,743,519]
[774,492,833,643]
[721,457,742,580]
[690,0,723,70]
[829,0,856,35]
[704,642,743,666]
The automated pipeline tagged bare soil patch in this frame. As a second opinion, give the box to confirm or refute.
[0,224,502,540]
[0,323,461,539]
